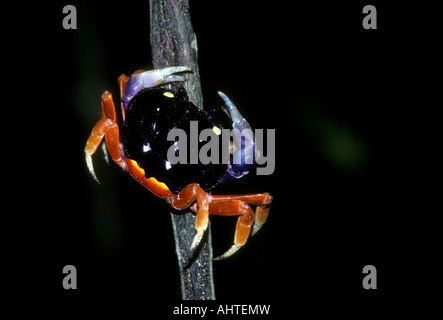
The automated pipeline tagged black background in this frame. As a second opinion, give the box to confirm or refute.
[7,0,438,317]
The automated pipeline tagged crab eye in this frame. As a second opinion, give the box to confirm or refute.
[212,126,222,136]
[163,91,174,98]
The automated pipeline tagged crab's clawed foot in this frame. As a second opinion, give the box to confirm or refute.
[85,91,127,185]
[190,227,207,252]
[85,152,100,184]
[122,66,193,108]
[212,202,255,261]
[190,195,209,253]
[85,121,107,184]
[251,206,270,236]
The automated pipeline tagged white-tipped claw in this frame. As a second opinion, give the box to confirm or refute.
[85,151,100,184]
[251,222,264,236]
[141,66,192,89]
[217,91,243,124]
[159,66,193,76]
[217,91,234,108]
[212,244,242,261]
[190,228,205,251]
[217,91,254,135]
[101,142,109,165]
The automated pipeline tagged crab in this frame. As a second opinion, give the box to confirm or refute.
[84,67,273,260]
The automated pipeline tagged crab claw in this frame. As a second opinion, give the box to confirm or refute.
[85,151,100,184]
[142,66,192,87]
[218,91,248,128]
[217,91,256,183]
[212,244,242,261]
[122,66,193,108]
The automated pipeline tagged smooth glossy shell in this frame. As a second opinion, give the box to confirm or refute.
[122,87,227,193]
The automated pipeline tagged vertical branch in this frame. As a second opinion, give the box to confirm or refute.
[149,0,215,300]
[149,0,203,105]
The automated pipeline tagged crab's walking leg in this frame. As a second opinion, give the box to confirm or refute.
[118,74,129,121]
[85,91,127,183]
[189,193,272,260]
[208,200,255,261]
[169,184,209,251]
[210,193,272,236]
[251,206,271,236]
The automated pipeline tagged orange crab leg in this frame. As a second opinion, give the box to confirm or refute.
[205,200,255,244]
[211,193,272,206]
[210,193,272,236]
[207,200,255,260]
[169,184,210,250]
[251,205,271,236]
[188,193,272,259]
[118,74,129,121]
[85,91,127,182]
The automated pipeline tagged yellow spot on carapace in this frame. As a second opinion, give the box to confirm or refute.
[212,126,222,135]
[163,91,174,98]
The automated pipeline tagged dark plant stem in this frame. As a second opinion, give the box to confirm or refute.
[149,0,215,300]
